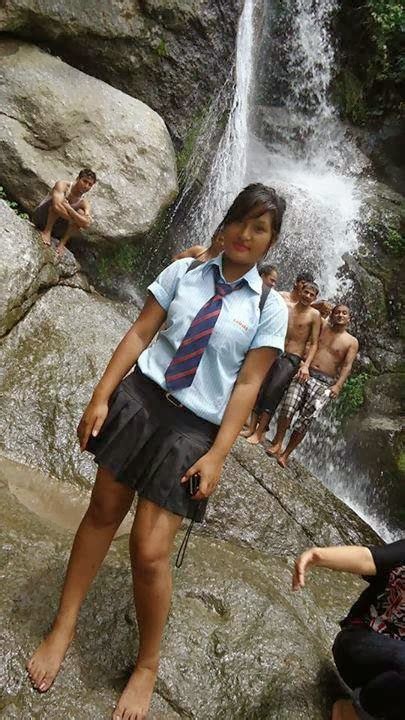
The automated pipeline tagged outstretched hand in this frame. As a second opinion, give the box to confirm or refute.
[181,450,224,501]
[292,549,315,591]
[77,398,109,452]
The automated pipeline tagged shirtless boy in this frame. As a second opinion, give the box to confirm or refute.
[280,270,315,306]
[33,168,96,255]
[259,263,278,289]
[241,282,321,444]
[268,304,358,467]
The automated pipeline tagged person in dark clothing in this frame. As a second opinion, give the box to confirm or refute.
[241,281,321,444]
[293,541,405,720]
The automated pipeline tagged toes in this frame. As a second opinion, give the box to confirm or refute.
[38,673,52,692]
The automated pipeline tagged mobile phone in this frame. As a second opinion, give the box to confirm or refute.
[188,473,200,497]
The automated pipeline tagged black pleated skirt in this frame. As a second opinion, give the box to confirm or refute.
[86,367,218,522]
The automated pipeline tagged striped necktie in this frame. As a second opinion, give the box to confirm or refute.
[165,265,246,392]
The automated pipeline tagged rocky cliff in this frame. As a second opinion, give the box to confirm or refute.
[0,0,242,147]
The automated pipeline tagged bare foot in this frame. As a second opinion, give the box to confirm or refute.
[112,665,157,720]
[239,429,253,438]
[40,231,51,246]
[56,244,66,256]
[332,699,360,720]
[26,624,74,692]
[277,455,288,469]
[247,432,262,445]
[266,443,280,457]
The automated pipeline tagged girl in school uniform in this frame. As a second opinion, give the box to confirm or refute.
[27,183,288,720]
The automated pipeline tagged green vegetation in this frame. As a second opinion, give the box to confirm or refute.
[335,0,405,124]
[155,38,168,58]
[176,110,206,175]
[332,372,370,422]
[0,185,29,220]
[96,242,144,282]
[382,226,405,256]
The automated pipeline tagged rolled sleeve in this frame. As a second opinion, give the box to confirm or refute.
[147,258,193,311]
[250,291,288,352]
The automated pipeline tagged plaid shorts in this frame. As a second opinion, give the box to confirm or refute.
[279,371,334,434]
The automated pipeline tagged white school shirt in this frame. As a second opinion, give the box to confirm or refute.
[137,254,288,425]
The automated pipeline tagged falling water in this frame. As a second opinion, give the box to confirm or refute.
[172,0,397,538]
[185,0,257,241]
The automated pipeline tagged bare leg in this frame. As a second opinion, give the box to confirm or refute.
[240,411,258,438]
[56,223,76,256]
[27,468,134,692]
[112,499,182,720]
[247,411,270,445]
[266,415,291,457]
[57,209,84,255]
[331,699,360,720]
[40,206,60,245]
[277,429,305,468]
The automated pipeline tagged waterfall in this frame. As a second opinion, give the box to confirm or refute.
[185,0,257,241]
[164,0,396,538]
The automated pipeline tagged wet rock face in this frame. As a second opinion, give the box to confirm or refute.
[0,201,89,336]
[0,284,132,488]
[0,455,365,719]
[0,38,178,245]
[341,182,405,502]
[0,0,241,146]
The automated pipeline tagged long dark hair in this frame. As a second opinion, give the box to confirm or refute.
[214,183,286,244]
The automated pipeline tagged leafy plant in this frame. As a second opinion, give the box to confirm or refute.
[382,227,405,256]
[0,185,29,219]
[335,0,405,123]
[332,372,370,421]
[155,39,167,58]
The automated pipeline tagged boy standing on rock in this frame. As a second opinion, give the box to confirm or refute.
[241,281,321,444]
[32,168,96,255]
[280,269,315,306]
[268,304,359,467]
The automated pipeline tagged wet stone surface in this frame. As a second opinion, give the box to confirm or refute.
[0,455,365,720]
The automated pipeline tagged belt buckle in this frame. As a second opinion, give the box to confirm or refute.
[165,392,183,408]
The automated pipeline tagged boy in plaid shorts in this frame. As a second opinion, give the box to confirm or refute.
[267,304,358,467]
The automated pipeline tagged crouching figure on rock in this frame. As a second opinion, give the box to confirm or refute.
[32,168,96,255]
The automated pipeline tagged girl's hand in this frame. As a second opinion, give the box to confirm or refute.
[77,397,109,452]
[181,450,224,501]
[292,548,316,591]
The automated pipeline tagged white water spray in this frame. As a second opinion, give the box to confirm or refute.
[188,0,256,241]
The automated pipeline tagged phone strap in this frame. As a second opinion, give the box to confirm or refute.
[175,502,201,569]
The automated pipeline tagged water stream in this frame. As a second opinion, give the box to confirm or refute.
[169,0,396,539]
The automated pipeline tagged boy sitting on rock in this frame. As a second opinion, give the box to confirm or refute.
[33,168,96,255]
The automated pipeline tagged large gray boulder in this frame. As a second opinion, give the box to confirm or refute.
[0,284,132,487]
[0,201,89,336]
[0,38,178,245]
[0,454,366,720]
[0,0,241,145]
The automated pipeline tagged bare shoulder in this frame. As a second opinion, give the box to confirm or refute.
[53,180,69,192]
[190,244,207,256]
[279,290,290,300]
[347,332,359,351]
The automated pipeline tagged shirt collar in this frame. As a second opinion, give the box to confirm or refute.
[202,253,262,295]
